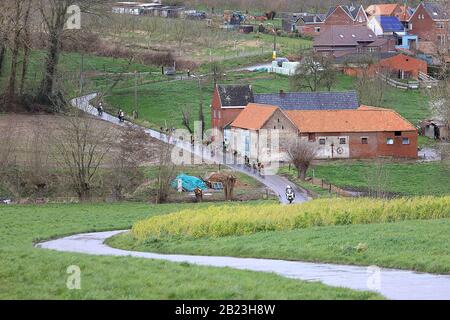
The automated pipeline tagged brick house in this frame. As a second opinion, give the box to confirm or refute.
[287,106,418,159]
[229,104,298,161]
[210,84,254,138]
[295,13,326,37]
[211,85,359,138]
[313,25,391,58]
[324,4,368,26]
[295,4,367,37]
[230,104,418,160]
[408,2,449,52]
[377,53,428,78]
[338,53,428,79]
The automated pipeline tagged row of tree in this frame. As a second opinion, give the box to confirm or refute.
[0,0,108,111]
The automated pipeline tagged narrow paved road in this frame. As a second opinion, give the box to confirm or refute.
[37,230,450,300]
[71,94,310,204]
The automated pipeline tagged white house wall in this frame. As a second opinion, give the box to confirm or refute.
[367,17,383,36]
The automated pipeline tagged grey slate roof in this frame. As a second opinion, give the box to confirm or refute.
[297,13,324,24]
[313,25,376,46]
[253,91,360,110]
[217,84,254,107]
[423,2,449,20]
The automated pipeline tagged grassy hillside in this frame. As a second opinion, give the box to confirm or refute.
[0,202,380,299]
[110,217,450,275]
[105,71,430,131]
[280,161,450,197]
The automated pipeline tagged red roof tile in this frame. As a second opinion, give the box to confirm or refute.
[286,106,417,133]
[230,103,279,130]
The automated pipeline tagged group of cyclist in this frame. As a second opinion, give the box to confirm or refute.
[96,102,124,123]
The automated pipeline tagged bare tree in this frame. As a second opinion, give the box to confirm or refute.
[291,52,337,92]
[23,117,51,198]
[19,0,32,96]
[356,69,388,107]
[366,158,389,199]
[53,111,113,201]
[0,2,12,78]
[287,138,318,180]
[109,124,151,201]
[37,0,105,103]
[181,105,194,135]
[209,61,224,86]
[156,142,175,204]
[0,117,17,172]
[172,19,188,56]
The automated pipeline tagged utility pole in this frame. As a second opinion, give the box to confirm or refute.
[268,23,277,60]
[79,53,84,95]
[134,70,138,119]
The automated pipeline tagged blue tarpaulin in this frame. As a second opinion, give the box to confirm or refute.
[171,174,207,192]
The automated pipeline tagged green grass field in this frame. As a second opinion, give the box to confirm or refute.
[280,161,450,197]
[110,218,450,275]
[0,202,380,299]
[105,70,430,131]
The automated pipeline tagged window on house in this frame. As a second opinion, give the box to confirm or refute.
[218,111,221,119]
[409,22,413,30]
[277,118,280,123]
[282,126,284,130]
[386,138,394,145]
[308,133,316,142]
[361,137,368,144]
[274,126,276,129]
[437,22,444,29]
[402,138,410,145]
[319,138,326,145]
[339,137,346,144]
[395,131,402,136]
[315,27,320,33]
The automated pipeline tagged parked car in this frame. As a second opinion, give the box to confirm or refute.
[164,66,176,76]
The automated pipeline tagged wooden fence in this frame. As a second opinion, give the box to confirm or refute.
[307,177,357,197]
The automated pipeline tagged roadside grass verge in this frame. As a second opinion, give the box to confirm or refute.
[110,218,450,274]
[0,202,380,299]
[280,161,450,197]
[130,196,450,240]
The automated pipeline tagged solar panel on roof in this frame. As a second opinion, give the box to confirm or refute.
[378,16,404,32]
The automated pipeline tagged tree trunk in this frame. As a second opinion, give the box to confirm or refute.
[297,164,307,180]
[39,28,61,100]
[7,2,23,101]
[19,1,32,96]
[0,43,6,77]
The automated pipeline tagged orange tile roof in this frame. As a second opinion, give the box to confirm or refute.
[231,103,279,130]
[286,106,417,133]
[366,4,399,16]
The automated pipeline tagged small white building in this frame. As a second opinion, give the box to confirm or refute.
[112,1,162,15]
[269,59,300,76]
